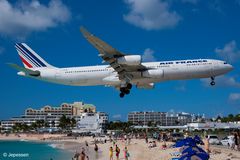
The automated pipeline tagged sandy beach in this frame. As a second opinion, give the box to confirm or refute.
[1,134,240,160]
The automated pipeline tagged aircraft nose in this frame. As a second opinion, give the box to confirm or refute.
[226,64,234,72]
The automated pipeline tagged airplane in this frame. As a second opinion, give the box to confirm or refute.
[9,27,234,98]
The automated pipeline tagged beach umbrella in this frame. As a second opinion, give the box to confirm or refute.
[175,138,197,148]
[193,135,204,145]
[182,146,206,155]
[180,146,209,160]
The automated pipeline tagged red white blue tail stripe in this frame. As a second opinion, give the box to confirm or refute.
[15,43,48,68]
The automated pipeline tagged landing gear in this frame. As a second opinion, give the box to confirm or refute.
[127,83,132,89]
[119,83,132,98]
[120,92,125,98]
[210,77,215,86]
[210,81,215,86]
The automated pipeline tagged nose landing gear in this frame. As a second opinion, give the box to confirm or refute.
[210,77,215,86]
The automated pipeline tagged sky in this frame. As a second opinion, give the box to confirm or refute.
[0,0,240,121]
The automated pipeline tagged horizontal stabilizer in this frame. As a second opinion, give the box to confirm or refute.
[7,63,40,76]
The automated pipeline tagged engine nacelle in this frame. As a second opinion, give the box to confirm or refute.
[142,69,163,78]
[117,55,141,65]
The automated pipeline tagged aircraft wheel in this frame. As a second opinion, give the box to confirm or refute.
[120,92,125,98]
[124,89,130,95]
[127,83,132,89]
[210,81,215,86]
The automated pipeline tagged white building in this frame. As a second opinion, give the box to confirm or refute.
[72,112,108,133]
[1,101,108,133]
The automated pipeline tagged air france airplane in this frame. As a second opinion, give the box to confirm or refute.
[9,27,234,98]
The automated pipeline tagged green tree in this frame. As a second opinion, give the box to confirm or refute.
[51,121,55,128]
[59,115,71,129]
[12,123,30,132]
[30,122,38,130]
[70,118,76,128]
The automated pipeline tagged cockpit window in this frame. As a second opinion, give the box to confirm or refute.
[224,61,227,64]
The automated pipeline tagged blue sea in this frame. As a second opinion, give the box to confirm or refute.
[0,140,72,160]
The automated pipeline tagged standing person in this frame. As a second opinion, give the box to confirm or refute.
[237,131,240,151]
[94,143,99,159]
[109,147,113,160]
[73,151,80,160]
[204,136,210,153]
[123,146,129,160]
[229,134,235,150]
[80,150,86,160]
[85,141,89,150]
[115,145,120,160]
[234,132,238,150]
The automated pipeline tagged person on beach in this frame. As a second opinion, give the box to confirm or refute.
[237,131,240,151]
[94,143,99,159]
[94,143,98,152]
[234,132,238,150]
[109,146,113,160]
[73,151,80,160]
[162,140,167,150]
[85,141,89,151]
[115,145,120,160]
[204,136,210,153]
[123,146,129,160]
[80,150,86,160]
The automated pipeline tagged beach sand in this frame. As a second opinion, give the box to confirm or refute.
[1,134,240,160]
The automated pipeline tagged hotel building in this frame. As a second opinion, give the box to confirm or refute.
[128,111,196,126]
[1,101,108,133]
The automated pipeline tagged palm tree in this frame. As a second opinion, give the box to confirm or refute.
[51,121,55,128]
[70,118,76,128]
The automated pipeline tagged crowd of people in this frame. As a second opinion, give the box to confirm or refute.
[70,130,240,160]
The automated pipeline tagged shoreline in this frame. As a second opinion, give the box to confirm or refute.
[1,134,240,160]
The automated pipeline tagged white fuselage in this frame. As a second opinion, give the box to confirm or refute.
[27,59,233,87]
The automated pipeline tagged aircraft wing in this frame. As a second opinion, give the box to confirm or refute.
[80,27,147,80]
[7,63,40,76]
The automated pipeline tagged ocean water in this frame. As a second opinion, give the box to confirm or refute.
[0,140,72,160]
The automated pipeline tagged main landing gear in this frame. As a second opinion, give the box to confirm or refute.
[210,77,215,86]
[119,83,132,98]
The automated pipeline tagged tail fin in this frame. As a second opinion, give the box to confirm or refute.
[15,43,54,69]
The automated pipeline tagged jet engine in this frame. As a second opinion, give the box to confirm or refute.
[117,55,141,65]
[142,69,163,78]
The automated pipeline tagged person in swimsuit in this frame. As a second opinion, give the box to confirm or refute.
[109,147,113,160]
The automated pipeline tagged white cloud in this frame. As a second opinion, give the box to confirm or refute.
[229,93,240,101]
[0,0,71,37]
[112,114,122,119]
[201,75,240,88]
[215,40,240,63]
[123,0,181,30]
[142,48,156,62]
